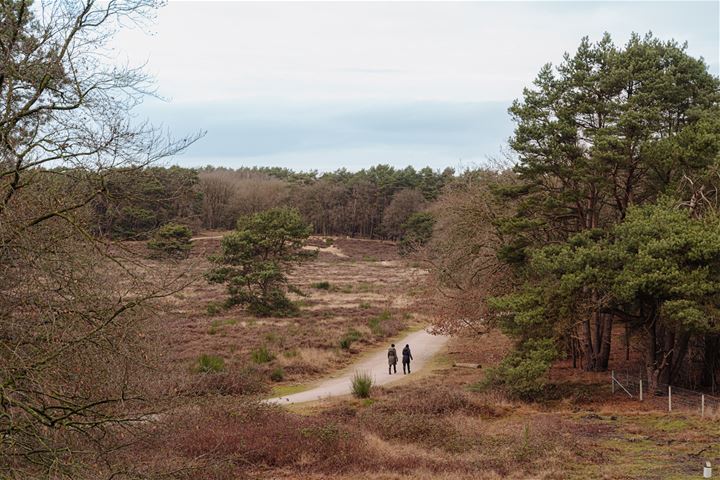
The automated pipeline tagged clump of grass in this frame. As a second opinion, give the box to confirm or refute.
[287,284,307,297]
[359,301,371,309]
[251,345,275,364]
[368,310,392,336]
[265,332,278,343]
[311,281,331,290]
[362,255,378,262]
[209,318,238,335]
[356,282,376,292]
[206,301,223,316]
[340,329,362,350]
[270,367,285,382]
[323,237,334,246]
[351,371,373,398]
[196,354,225,373]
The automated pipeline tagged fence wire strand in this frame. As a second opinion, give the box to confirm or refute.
[611,371,720,417]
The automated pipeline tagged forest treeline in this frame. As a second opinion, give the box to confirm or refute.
[92,163,454,240]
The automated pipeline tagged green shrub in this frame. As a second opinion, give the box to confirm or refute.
[351,371,373,398]
[270,367,285,382]
[359,301,371,309]
[196,354,225,373]
[251,345,275,364]
[206,301,223,316]
[480,338,558,400]
[339,330,362,350]
[148,222,193,258]
[323,237,334,246]
[311,281,331,290]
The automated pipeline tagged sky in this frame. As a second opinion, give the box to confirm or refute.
[112,1,720,172]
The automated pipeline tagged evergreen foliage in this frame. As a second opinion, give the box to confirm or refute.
[206,207,314,316]
[148,223,193,258]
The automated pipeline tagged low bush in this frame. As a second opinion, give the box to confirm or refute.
[196,354,225,373]
[164,405,366,474]
[339,329,362,350]
[481,338,558,400]
[339,337,352,350]
[206,301,223,316]
[251,346,275,364]
[362,411,468,452]
[270,367,284,382]
[351,371,373,398]
[185,367,267,396]
[368,309,402,337]
[148,222,193,258]
[311,281,331,290]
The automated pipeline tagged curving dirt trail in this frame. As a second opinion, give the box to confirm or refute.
[266,328,448,405]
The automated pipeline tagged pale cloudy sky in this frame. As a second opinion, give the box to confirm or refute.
[113,1,720,172]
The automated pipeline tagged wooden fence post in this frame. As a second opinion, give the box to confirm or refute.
[639,380,643,402]
[611,370,615,394]
[701,394,705,418]
[668,386,672,412]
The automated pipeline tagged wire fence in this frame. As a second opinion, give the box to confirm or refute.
[611,370,720,417]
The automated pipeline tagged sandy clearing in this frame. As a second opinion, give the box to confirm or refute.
[302,244,349,258]
[266,328,449,405]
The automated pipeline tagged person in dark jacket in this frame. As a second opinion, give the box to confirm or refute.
[402,344,413,374]
[388,343,398,374]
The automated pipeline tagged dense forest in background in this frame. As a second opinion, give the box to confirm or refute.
[92,164,455,241]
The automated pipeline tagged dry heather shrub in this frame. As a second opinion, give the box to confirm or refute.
[183,367,268,396]
[279,348,339,375]
[165,403,368,474]
[378,386,509,418]
[360,411,469,452]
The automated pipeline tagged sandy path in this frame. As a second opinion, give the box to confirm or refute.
[267,328,449,405]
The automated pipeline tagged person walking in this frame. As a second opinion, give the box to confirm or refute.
[402,344,413,374]
[387,343,398,374]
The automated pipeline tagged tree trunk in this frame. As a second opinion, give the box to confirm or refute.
[668,331,690,386]
[702,335,720,390]
[644,309,659,395]
[598,313,613,371]
[583,315,595,371]
[625,322,630,361]
[658,328,675,386]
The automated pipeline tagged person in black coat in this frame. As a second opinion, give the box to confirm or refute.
[402,344,413,374]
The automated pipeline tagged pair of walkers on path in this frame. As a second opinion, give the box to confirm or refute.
[387,343,413,374]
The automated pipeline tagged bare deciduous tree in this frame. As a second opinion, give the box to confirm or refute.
[0,1,200,476]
